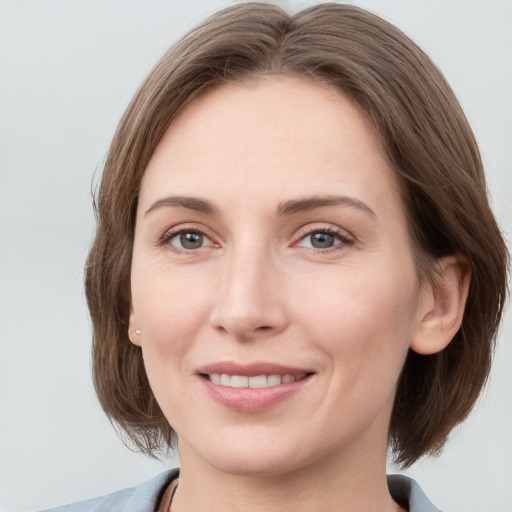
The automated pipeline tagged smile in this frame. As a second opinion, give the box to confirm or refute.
[207,373,307,388]
[197,363,315,412]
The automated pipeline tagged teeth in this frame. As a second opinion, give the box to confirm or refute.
[230,375,249,388]
[249,375,267,388]
[208,374,306,388]
[267,374,281,387]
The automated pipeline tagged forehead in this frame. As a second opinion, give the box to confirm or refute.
[140,76,402,214]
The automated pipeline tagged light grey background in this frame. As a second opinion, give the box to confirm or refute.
[1,1,511,511]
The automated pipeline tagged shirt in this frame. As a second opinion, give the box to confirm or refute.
[40,468,442,512]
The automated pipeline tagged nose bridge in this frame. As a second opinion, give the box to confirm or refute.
[211,239,287,337]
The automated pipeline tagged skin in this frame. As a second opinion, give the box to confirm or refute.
[128,77,470,512]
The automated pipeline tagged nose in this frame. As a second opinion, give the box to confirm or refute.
[209,247,289,339]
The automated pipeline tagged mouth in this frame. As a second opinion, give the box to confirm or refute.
[196,362,315,412]
[204,373,308,388]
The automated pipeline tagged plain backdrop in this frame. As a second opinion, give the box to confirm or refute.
[1,1,511,511]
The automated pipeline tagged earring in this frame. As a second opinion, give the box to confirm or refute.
[135,329,141,336]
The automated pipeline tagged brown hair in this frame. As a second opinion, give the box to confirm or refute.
[85,2,508,468]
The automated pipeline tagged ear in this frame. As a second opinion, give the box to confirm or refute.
[410,255,471,355]
[128,301,142,347]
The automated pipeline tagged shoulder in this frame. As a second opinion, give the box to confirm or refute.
[39,469,179,512]
[40,470,439,512]
[387,474,443,512]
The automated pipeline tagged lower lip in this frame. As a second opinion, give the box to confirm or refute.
[200,375,313,412]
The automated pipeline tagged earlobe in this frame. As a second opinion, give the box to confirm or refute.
[128,302,142,347]
[410,255,471,355]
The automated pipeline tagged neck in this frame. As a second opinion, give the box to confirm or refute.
[172,435,402,512]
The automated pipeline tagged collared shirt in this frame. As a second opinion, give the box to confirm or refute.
[40,469,442,512]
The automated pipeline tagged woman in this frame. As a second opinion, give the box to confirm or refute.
[43,3,508,511]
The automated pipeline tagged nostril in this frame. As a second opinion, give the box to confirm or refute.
[210,303,288,338]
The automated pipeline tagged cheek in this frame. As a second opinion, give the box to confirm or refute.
[131,266,213,423]
[294,262,418,381]
[131,262,214,360]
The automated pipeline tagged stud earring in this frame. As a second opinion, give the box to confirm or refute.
[135,329,141,336]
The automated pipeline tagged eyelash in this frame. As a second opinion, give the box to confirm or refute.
[158,226,215,254]
[158,225,354,254]
[294,225,354,253]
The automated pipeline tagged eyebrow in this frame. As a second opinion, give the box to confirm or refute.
[145,196,219,216]
[144,194,376,218]
[277,195,376,217]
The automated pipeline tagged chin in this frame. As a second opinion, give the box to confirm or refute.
[211,452,305,478]
[178,428,310,478]
[193,431,331,479]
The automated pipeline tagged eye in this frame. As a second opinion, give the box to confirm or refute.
[167,230,214,251]
[296,227,353,251]
[306,232,338,249]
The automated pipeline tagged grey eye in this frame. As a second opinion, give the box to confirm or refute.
[171,231,205,250]
[310,232,335,249]
[181,232,203,249]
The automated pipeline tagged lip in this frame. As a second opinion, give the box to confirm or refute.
[196,361,315,413]
[197,361,313,377]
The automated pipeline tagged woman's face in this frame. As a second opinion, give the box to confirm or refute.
[129,77,427,477]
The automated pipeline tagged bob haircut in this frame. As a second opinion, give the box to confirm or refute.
[85,2,508,468]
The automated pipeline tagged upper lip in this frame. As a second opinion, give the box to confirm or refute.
[197,361,314,377]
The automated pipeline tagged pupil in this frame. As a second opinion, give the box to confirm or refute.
[311,232,334,248]
[180,232,203,249]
